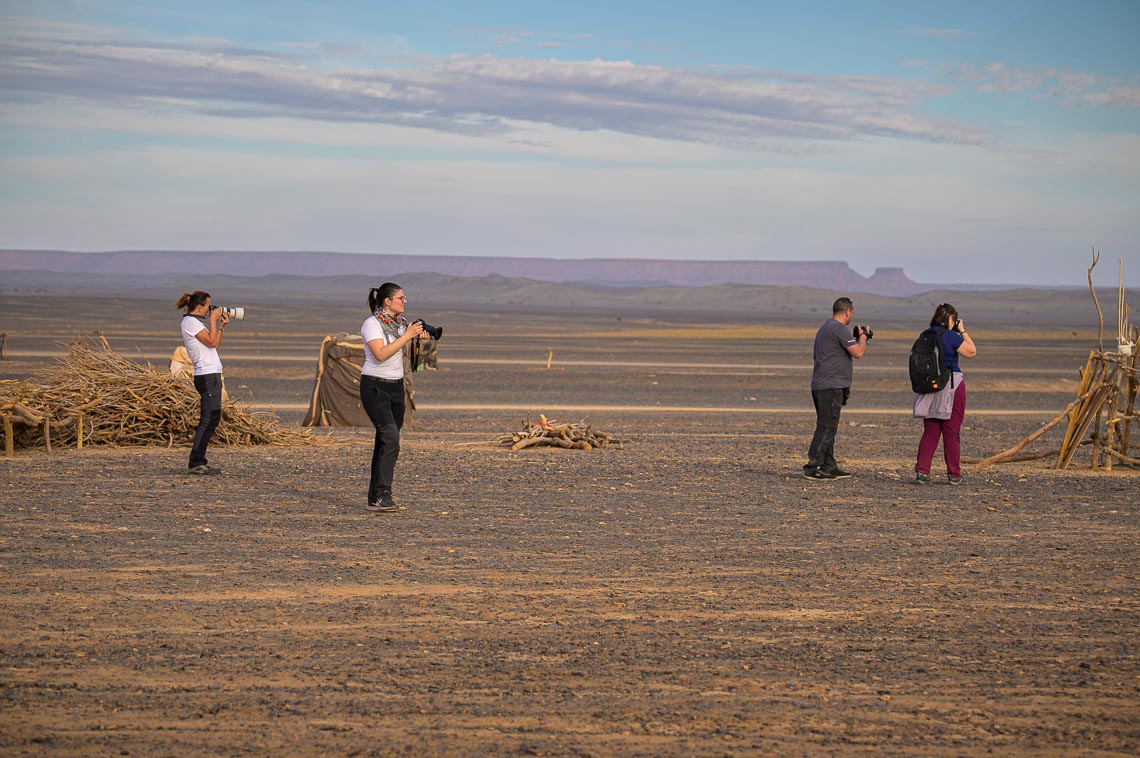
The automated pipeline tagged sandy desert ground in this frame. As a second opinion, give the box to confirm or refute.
[1,293,1137,756]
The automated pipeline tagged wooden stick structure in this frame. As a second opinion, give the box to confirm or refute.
[0,336,313,454]
[975,253,1138,471]
[499,413,624,451]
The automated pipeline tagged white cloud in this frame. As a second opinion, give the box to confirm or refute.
[0,33,990,149]
[944,61,1138,108]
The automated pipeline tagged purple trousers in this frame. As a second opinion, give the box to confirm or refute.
[916,381,967,477]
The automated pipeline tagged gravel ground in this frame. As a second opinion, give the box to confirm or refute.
[1,295,1136,756]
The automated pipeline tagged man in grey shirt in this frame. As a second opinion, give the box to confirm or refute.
[805,297,871,480]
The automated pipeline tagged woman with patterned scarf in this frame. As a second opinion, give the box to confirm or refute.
[359,282,425,512]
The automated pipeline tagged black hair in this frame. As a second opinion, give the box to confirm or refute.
[368,282,403,313]
[930,302,958,328]
[832,297,854,315]
[176,291,210,312]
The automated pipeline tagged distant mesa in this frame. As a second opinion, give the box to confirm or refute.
[0,249,922,296]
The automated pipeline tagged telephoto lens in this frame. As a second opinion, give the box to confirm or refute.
[219,306,245,321]
[413,319,443,340]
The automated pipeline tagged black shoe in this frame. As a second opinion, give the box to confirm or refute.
[830,468,853,479]
[366,495,399,512]
[804,468,837,481]
[188,465,220,475]
[947,475,964,485]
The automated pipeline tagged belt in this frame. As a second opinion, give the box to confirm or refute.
[363,375,403,384]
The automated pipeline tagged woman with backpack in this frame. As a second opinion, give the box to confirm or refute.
[913,303,976,484]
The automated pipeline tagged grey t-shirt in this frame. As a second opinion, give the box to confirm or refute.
[811,319,857,390]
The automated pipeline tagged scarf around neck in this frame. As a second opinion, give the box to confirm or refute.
[374,310,407,340]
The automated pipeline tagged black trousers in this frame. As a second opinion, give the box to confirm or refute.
[805,387,847,474]
[190,373,223,468]
[360,375,406,503]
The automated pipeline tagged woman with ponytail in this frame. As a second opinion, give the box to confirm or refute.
[359,282,424,512]
[176,290,230,474]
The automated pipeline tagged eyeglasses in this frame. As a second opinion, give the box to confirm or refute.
[391,296,407,302]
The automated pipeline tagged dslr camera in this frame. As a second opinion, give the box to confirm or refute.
[210,305,245,321]
[852,324,874,340]
[412,318,443,340]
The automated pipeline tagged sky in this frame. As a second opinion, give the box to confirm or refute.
[1,1,1138,286]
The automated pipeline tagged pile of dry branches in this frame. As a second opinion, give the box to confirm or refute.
[499,414,623,451]
[1,338,311,451]
[976,249,1137,470]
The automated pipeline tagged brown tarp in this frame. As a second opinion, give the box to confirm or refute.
[302,334,415,427]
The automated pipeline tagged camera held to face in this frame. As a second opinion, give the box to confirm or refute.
[853,324,873,340]
[210,305,245,321]
[412,318,443,340]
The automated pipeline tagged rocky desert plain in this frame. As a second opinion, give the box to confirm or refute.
[1,288,1137,756]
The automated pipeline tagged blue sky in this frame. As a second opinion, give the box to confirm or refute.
[1,1,1138,285]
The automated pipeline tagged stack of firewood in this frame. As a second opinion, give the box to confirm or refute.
[0,337,312,452]
[500,414,623,450]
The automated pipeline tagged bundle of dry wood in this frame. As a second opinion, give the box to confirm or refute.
[499,414,624,451]
[1,337,311,453]
[976,250,1137,470]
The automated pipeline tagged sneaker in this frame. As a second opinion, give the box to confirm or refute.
[366,495,399,513]
[188,465,220,475]
[830,469,853,479]
[947,475,964,485]
[915,473,932,485]
[804,468,837,481]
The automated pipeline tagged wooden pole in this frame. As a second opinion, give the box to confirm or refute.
[75,413,84,450]
[1058,363,1119,469]
[1089,247,1104,353]
[2,413,12,458]
[975,390,1094,470]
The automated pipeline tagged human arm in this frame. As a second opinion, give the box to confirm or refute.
[365,320,425,363]
[846,331,868,360]
[192,309,230,349]
[955,321,977,358]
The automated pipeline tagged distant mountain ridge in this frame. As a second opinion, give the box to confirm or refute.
[0,249,921,296]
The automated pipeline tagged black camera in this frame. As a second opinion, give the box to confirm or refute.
[853,324,873,340]
[412,319,443,340]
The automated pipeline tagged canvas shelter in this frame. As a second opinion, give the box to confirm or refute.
[169,345,228,400]
[303,333,417,427]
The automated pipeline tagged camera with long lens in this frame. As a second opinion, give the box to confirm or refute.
[412,318,442,340]
[852,324,873,340]
[210,305,245,321]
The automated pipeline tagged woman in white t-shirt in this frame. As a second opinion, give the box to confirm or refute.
[360,282,424,512]
[176,291,230,474]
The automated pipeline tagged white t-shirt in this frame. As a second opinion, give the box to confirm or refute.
[180,315,224,376]
[361,316,405,379]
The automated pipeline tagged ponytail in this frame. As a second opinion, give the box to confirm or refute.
[368,282,402,313]
[176,291,210,312]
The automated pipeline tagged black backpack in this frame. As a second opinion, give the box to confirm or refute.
[909,328,953,394]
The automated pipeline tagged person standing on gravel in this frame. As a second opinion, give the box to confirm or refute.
[913,303,976,485]
[804,297,871,480]
[177,291,230,475]
[360,282,425,513]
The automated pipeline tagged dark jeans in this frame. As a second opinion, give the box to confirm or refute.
[190,373,223,468]
[360,375,406,504]
[805,387,847,474]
